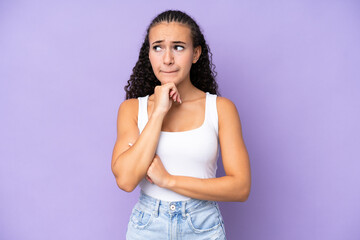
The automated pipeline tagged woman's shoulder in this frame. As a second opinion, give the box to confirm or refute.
[118,98,139,117]
[115,98,140,135]
[119,97,138,107]
[216,96,236,109]
[216,96,240,121]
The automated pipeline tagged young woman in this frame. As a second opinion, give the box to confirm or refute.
[111,10,251,239]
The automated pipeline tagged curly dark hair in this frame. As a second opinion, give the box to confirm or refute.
[124,10,219,99]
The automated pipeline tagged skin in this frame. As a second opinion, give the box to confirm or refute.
[111,22,251,202]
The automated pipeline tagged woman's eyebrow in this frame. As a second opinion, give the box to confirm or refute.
[151,40,187,45]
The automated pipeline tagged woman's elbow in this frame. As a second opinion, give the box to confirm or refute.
[115,176,137,193]
[238,188,250,202]
[234,181,251,202]
[111,164,137,192]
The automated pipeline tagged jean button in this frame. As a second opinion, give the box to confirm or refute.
[170,204,176,211]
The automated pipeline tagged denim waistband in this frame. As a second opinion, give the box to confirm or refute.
[138,190,217,219]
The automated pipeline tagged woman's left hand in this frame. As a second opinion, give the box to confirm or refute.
[146,155,172,188]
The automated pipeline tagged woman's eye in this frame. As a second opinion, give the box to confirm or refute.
[175,45,184,51]
[153,46,162,51]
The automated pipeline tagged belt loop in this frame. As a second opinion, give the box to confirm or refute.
[153,199,160,218]
[181,201,186,219]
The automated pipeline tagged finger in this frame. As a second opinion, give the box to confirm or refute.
[177,94,182,104]
[169,89,175,97]
[167,82,178,93]
[146,175,153,184]
[164,83,179,101]
[172,92,177,102]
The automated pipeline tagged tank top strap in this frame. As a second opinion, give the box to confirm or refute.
[205,92,219,135]
[137,95,149,134]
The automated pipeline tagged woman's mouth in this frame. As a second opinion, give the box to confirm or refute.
[161,70,178,73]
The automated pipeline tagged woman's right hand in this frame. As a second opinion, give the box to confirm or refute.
[153,83,182,116]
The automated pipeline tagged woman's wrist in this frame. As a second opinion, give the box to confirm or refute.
[164,175,176,189]
[151,108,167,120]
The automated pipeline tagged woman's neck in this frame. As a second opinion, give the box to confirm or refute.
[173,78,203,102]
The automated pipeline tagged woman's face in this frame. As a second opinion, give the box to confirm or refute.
[148,22,201,85]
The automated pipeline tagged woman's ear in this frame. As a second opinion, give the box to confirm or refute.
[193,46,202,63]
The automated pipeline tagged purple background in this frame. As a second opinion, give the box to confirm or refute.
[1,0,359,239]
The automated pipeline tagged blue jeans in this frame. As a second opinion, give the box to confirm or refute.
[126,191,226,239]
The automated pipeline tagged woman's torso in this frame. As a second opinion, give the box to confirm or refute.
[137,91,220,201]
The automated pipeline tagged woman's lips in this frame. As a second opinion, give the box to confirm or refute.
[161,70,178,73]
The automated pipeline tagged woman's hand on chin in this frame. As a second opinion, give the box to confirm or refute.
[153,83,182,116]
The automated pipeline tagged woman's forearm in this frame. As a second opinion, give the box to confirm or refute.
[164,175,250,202]
[112,111,165,192]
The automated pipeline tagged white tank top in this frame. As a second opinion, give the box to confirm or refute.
[137,92,219,201]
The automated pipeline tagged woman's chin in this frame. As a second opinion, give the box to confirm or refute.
[159,79,178,85]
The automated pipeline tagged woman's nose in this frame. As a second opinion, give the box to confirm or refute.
[163,49,174,65]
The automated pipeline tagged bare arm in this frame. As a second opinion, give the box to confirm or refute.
[111,83,182,192]
[146,97,251,201]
